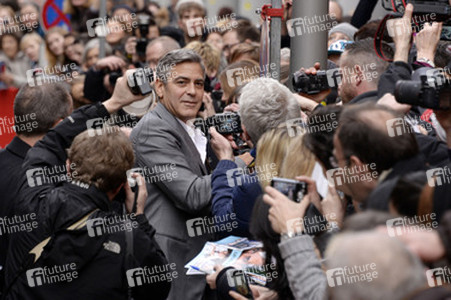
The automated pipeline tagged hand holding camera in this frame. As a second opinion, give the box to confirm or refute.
[124,172,148,215]
[103,69,147,114]
[293,62,331,103]
[263,183,311,235]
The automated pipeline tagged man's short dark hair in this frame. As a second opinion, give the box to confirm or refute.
[343,38,393,85]
[13,83,73,137]
[225,19,260,43]
[337,103,418,175]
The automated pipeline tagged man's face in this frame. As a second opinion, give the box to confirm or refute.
[332,131,378,202]
[338,52,358,103]
[328,32,350,47]
[222,30,240,60]
[146,43,166,69]
[156,62,205,122]
[332,133,353,196]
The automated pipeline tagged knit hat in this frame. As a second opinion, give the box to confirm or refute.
[175,0,205,13]
[328,22,358,41]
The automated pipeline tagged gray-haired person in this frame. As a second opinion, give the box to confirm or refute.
[131,49,223,299]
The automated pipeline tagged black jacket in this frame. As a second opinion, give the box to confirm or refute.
[4,103,171,300]
[0,137,31,294]
[365,153,427,211]
[348,90,379,105]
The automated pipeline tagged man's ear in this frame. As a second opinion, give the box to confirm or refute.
[354,65,363,87]
[242,126,254,148]
[66,159,72,176]
[155,79,164,99]
[349,155,364,169]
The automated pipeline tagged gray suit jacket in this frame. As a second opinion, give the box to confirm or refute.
[131,103,213,300]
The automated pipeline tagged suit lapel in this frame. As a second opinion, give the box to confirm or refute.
[154,104,208,175]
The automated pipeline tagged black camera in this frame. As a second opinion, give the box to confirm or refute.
[382,0,451,40]
[195,113,249,155]
[136,15,151,56]
[395,69,451,110]
[271,177,308,203]
[292,70,330,95]
[127,68,155,95]
[382,0,451,17]
[205,113,243,135]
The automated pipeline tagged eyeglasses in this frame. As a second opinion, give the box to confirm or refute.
[329,151,351,169]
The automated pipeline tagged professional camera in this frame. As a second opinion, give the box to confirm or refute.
[195,113,249,155]
[127,68,155,96]
[292,70,330,95]
[205,113,242,135]
[381,0,451,40]
[136,14,151,56]
[104,61,154,96]
[395,68,451,110]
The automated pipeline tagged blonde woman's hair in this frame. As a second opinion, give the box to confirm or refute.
[45,27,67,69]
[185,41,220,75]
[279,131,316,180]
[255,126,291,189]
[255,125,316,189]
[20,32,44,51]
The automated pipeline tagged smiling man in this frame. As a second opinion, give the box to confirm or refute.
[131,49,215,300]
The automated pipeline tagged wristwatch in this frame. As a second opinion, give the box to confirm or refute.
[280,230,304,241]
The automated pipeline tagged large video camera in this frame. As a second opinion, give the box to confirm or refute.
[395,68,451,110]
[292,70,331,95]
[381,0,451,40]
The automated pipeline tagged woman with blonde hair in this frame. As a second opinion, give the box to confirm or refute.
[255,125,316,190]
[210,125,316,238]
[44,26,67,71]
[20,32,47,68]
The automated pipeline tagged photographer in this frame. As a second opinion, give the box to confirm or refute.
[4,70,171,300]
[125,13,160,63]
[83,55,127,103]
[0,83,73,294]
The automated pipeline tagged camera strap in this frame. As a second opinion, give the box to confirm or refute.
[374,14,399,62]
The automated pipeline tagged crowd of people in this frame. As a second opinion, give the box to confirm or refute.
[0,0,451,299]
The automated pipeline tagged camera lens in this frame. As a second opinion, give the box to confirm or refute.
[395,80,423,105]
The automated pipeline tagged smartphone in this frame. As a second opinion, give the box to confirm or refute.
[270,177,308,203]
[0,61,5,73]
[226,269,253,299]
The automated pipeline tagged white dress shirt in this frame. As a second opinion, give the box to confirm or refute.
[177,119,207,163]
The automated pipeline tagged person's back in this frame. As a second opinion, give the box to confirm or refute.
[0,83,73,294]
[4,70,171,300]
[6,183,170,300]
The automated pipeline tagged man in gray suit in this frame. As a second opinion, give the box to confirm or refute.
[131,49,226,299]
